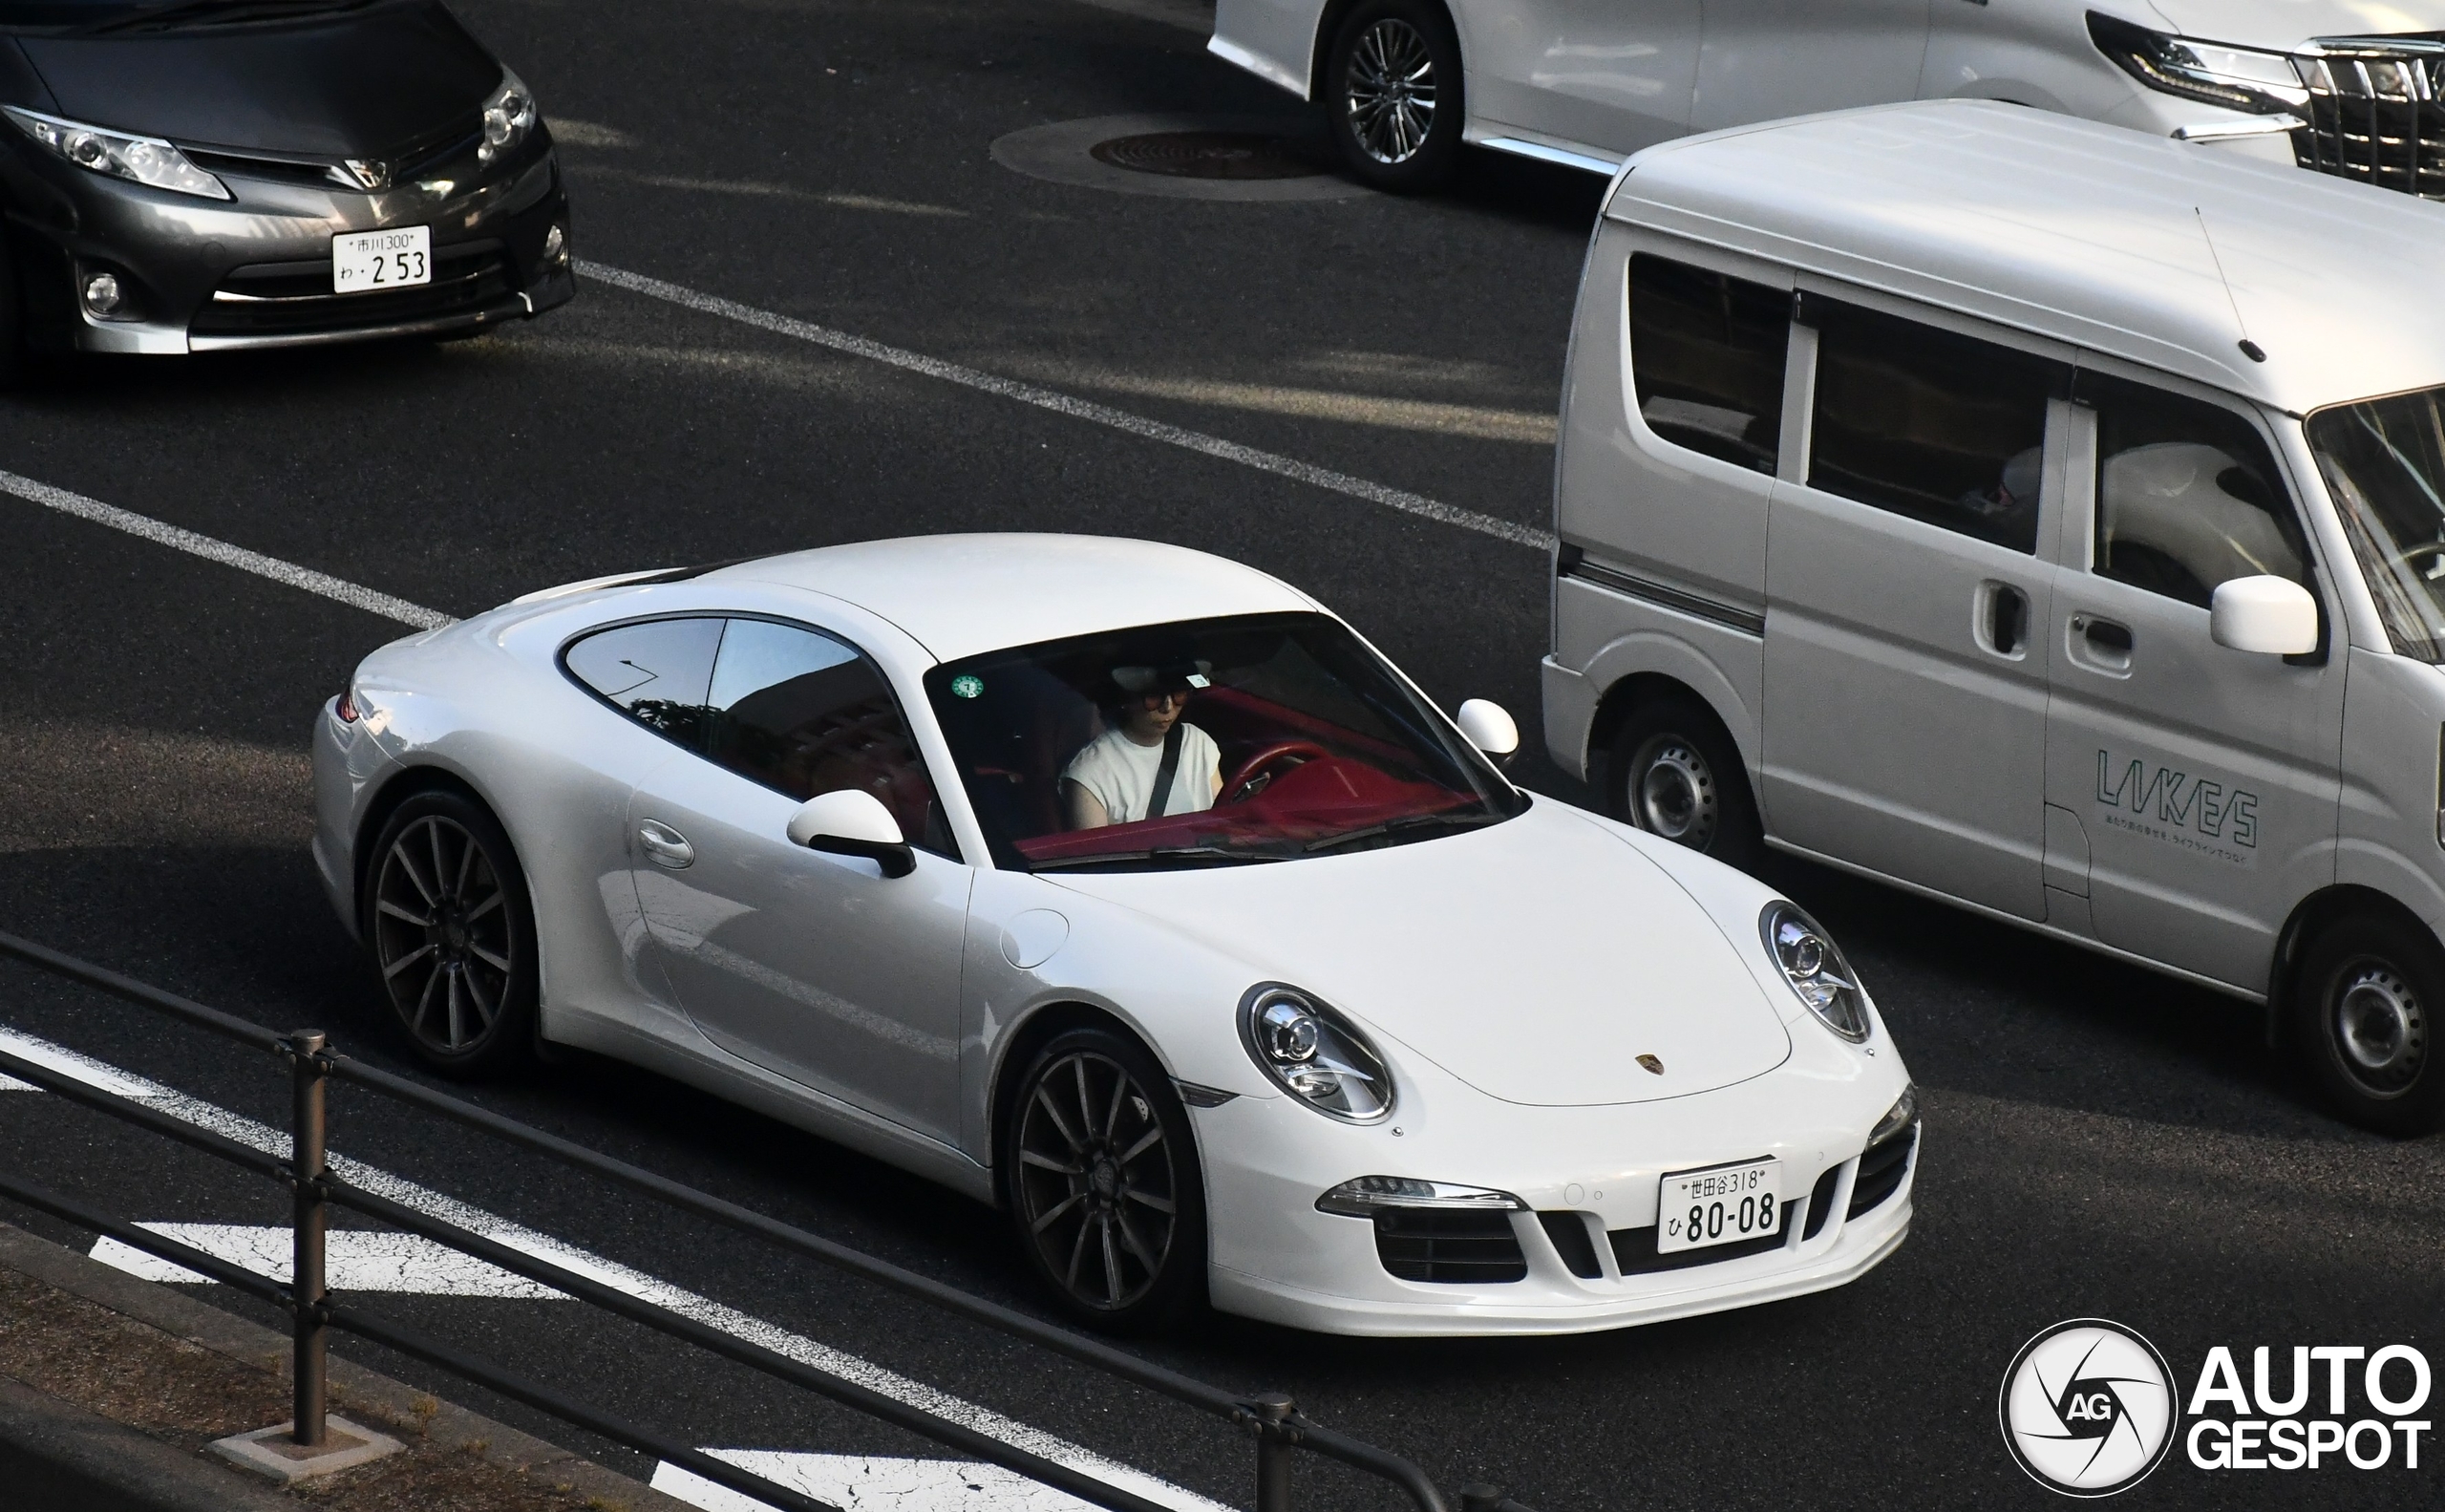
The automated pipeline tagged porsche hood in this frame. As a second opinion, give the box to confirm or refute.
[1047,803,1795,1107]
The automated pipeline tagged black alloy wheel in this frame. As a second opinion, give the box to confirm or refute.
[1004,1028,1205,1331]
[1607,695,1762,870]
[1325,0,1464,191]
[2293,912,2444,1136]
[366,790,539,1076]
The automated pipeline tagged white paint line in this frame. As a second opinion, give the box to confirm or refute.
[0,1074,32,1091]
[0,1025,1227,1512]
[655,1451,1104,1512]
[0,469,452,629]
[575,261,1556,552]
[93,1225,565,1297]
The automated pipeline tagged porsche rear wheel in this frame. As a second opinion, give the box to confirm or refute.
[1004,1027,1205,1331]
[366,789,538,1077]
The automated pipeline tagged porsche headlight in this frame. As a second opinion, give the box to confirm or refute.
[1759,901,1870,1042]
[1238,984,1393,1122]
[2087,12,2308,115]
[478,69,540,166]
[3,106,229,201]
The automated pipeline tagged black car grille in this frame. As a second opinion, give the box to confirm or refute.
[1847,1120,1918,1220]
[1608,1204,1790,1276]
[190,240,515,338]
[2291,41,2445,200]
[1372,1209,1526,1284]
[1536,1211,1604,1279]
[1801,1163,1842,1242]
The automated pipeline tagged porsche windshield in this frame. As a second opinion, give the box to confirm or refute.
[925,612,1523,871]
[2309,386,2445,663]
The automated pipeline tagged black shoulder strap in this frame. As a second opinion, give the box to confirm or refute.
[1146,721,1186,820]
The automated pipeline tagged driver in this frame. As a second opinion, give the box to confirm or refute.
[1062,658,1223,829]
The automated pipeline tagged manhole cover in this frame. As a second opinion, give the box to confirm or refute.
[1088,131,1322,181]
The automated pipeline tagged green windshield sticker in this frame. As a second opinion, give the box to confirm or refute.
[950,674,984,699]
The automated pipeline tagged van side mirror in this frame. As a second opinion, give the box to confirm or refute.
[2209,575,2318,656]
[786,789,915,878]
[1456,698,1520,770]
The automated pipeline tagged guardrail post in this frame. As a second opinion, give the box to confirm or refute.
[288,1029,329,1449]
[1249,1392,1295,1512]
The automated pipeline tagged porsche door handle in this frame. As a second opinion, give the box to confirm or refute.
[637,820,694,869]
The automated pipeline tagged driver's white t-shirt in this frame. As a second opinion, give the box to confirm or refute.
[1062,724,1221,825]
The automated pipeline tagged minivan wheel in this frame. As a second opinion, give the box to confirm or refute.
[365,790,539,1077]
[1607,696,1762,870]
[1002,1027,1206,1332]
[1324,0,1463,191]
[2292,913,2445,1136]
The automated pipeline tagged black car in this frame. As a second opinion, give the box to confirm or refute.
[0,0,571,365]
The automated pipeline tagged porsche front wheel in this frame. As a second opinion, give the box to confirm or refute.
[1003,1028,1206,1331]
[365,789,539,1076]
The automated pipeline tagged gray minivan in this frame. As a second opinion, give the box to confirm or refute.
[1544,99,2445,1134]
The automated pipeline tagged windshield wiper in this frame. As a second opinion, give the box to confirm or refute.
[1031,844,1287,871]
[1304,810,1502,853]
[74,0,373,36]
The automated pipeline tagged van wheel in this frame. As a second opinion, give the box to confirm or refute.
[1323,0,1463,191]
[364,790,539,1077]
[1606,696,1762,871]
[2292,913,2445,1136]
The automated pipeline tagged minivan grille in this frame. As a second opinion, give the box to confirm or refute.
[2292,40,2445,200]
[191,240,514,338]
[1372,1209,1526,1284]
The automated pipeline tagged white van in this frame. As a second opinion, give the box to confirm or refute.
[1543,99,2445,1135]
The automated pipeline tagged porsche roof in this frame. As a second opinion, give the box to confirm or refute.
[1608,99,2445,415]
[701,533,1320,662]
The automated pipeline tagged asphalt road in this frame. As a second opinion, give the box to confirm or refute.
[0,2,2437,1509]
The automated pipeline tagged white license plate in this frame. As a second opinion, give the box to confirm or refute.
[1657,1157,1783,1254]
[332,225,431,293]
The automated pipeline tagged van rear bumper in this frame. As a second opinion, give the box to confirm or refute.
[1541,655,1596,782]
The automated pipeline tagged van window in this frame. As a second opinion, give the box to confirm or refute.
[2307,386,2445,662]
[1627,254,1787,475]
[1808,301,2063,553]
[2079,372,2308,609]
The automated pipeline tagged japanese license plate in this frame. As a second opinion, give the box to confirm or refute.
[332,225,431,293]
[1657,1156,1782,1254]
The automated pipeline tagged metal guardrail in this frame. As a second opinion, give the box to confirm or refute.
[0,929,1538,1512]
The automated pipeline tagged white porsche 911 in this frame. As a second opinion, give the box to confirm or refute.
[311,535,1917,1335]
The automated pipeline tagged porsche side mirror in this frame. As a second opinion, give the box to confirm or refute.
[1456,698,1520,770]
[786,789,915,878]
[2210,574,2317,656]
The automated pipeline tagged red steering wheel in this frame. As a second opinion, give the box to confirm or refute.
[1221,741,1329,805]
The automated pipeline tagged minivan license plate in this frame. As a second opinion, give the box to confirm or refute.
[1657,1157,1781,1254]
[332,225,431,293]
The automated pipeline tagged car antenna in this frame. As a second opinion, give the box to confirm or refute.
[2195,206,2265,363]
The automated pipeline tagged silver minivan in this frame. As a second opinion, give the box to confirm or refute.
[1544,99,2445,1135]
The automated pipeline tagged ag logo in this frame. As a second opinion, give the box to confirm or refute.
[2000,1319,2179,1496]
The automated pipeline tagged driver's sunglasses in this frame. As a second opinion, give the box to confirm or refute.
[1137,686,1193,709]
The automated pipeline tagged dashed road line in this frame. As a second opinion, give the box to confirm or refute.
[576,261,1559,552]
[0,469,451,629]
[0,1024,1225,1512]
[655,1450,1098,1512]
[93,1225,564,1297]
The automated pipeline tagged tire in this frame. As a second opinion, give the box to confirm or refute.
[2291,912,2445,1136]
[1605,694,1763,872]
[1323,0,1464,192]
[1001,1027,1207,1331]
[363,789,540,1077]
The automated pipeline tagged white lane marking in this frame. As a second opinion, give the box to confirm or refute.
[92,1225,565,1297]
[582,167,969,219]
[575,261,1556,552]
[0,1025,1224,1512]
[655,1451,1099,1512]
[0,469,452,630]
[0,1074,32,1091]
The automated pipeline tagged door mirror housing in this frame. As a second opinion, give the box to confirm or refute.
[2210,574,2318,656]
[1456,698,1520,769]
[786,789,915,878]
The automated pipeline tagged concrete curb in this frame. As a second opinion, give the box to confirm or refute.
[0,1221,696,1511]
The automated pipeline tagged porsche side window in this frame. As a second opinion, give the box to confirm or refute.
[2078,371,2308,609]
[705,619,955,857]
[1808,301,2064,553]
[1628,254,1788,475]
[561,617,723,747]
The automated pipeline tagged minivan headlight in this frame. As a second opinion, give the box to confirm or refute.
[1759,901,1871,1042]
[2086,12,2308,115]
[1238,984,1393,1122]
[3,106,229,201]
[478,69,540,166]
